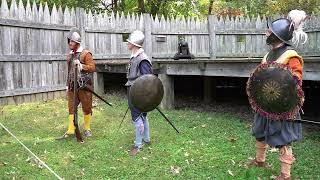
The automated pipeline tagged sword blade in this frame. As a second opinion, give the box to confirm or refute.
[296,119,320,125]
[156,107,180,133]
[117,107,129,132]
[82,87,113,107]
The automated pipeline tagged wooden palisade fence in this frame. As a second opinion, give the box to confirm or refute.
[0,0,320,105]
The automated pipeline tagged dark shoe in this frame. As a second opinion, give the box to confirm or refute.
[142,140,151,146]
[56,132,75,140]
[84,130,92,137]
[275,173,291,180]
[247,159,270,168]
[129,146,140,156]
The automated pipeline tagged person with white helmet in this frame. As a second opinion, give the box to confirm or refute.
[125,30,153,156]
[58,27,96,140]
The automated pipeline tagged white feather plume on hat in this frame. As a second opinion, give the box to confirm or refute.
[288,9,309,45]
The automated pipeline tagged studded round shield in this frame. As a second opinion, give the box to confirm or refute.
[246,62,304,120]
[130,74,164,112]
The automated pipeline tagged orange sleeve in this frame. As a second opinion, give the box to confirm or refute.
[287,57,303,80]
[82,53,96,73]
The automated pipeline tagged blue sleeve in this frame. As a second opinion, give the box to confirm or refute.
[139,60,153,75]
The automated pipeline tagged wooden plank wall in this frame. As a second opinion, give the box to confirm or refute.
[151,15,210,59]
[0,0,75,105]
[0,0,319,105]
[214,15,268,58]
[85,11,144,60]
[298,14,320,56]
[149,14,319,59]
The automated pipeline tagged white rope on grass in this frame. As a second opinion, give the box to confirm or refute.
[0,122,64,180]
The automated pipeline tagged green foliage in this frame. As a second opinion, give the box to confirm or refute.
[263,0,320,16]
[3,0,102,12]
[2,0,319,18]
[209,0,320,17]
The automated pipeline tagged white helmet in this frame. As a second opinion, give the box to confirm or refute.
[67,27,81,44]
[127,30,144,48]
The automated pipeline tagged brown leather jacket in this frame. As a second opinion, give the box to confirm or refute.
[67,47,96,90]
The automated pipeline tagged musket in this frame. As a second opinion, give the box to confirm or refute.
[73,58,84,143]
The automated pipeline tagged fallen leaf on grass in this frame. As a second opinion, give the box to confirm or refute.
[170,166,181,175]
[201,124,207,128]
[0,162,7,167]
[240,163,249,169]
[270,175,277,179]
[68,153,75,160]
[269,148,278,153]
[228,170,234,176]
[245,123,252,128]
[228,136,238,143]
[92,100,98,107]
[26,157,44,169]
[2,141,11,145]
[80,168,85,176]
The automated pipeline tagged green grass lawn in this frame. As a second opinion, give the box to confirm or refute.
[0,96,320,179]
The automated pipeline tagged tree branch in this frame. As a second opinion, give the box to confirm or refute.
[100,0,115,10]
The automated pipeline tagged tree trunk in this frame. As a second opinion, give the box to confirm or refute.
[120,0,125,11]
[114,0,118,10]
[208,0,214,15]
[138,0,146,13]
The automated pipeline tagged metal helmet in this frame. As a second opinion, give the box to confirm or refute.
[267,18,294,44]
[129,74,164,112]
[67,27,81,44]
[127,30,145,48]
[246,62,304,120]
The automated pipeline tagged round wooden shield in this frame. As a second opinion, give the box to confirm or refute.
[246,62,304,120]
[130,74,164,112]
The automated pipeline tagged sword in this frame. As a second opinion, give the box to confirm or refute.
[81,87,113,107]
[117,107,129,132]
[296,119,320,125]
[156,107,180,133]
